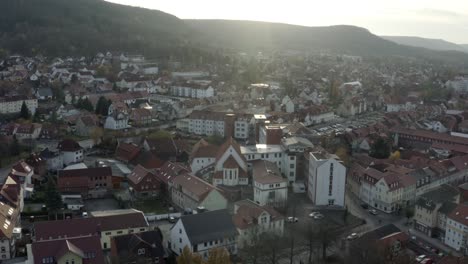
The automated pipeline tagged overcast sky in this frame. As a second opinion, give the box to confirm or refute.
[106,0,468,43]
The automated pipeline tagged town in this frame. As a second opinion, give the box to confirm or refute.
[0,49,467,264]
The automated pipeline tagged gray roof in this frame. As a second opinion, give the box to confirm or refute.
[416,184,459,211]
[282,136,314,148]
[181,209,238,245]
[37,87,53,97]
[439,202,458,215]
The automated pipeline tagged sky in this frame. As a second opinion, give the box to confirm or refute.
[106,0,468,43]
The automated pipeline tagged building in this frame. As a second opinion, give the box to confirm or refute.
[58,139,84,166]
[110,230,165,264]
[232,199,284,249]
[307,151,346,207]
[170,209,238,259]
[0,197,21,261]
[413,184,459,238]
[189,139,219,174]
[104,112,130,130]
[212,138,249,187]
[128,165,163,198]
[170,173,227,212]
[0,95,38,114]
[15,123,42,140]
[187,111,251,139]
[33,209,149,250]
[171,84,214,99]
[28,235,105,264]
[251,160,288,207]
[444,204,468,253]
[75,115,99,137]
[130,108,152,126]
[57,167,112,198]
[40,148,63,172]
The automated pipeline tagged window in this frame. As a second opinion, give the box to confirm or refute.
[117,231,123,234]
[179,238,182,243]
[140,228,145,231]
[138,248,146,255]
[290,164,294,169]
[179,228,182,234]
[0,247,4,253]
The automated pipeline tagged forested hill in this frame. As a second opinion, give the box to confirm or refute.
[185,19,468,63]
[1,0,468,64]
[0,0,194,57]
[381,36,468,53]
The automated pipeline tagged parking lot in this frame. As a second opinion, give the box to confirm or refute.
[308,111,385,137]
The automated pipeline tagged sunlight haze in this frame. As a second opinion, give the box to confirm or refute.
[106,0,468,43]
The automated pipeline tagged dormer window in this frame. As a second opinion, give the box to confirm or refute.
[138,248,145,255]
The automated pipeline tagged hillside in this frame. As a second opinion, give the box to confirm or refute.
[0,0,194,57]
[381,36,467,53]
[0,0,467,64]
[185,20,468,63]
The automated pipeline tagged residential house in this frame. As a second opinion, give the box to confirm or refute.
[75,115,99,137]
[445,204,468,253]
[170,173,227,212]
[110,230,165,264]
[35,87,53,100]
[15,123,42,141]
[307,151,346,207]
[143,137,189,162]
[58,139,84,166]
[128,165,163,199]
[232,199,284,249]
[28,235,105,264]
[104,112,129,130]
[115,142,141,164]
[413,184,460,238]
[189,139,219,174]
[0,195,21,260]
[32,209,149,250]
[57,167,112,199]
[40,148,63,172]
[170,209,238,259]
[251,160,288,207]
[130,108,152,126]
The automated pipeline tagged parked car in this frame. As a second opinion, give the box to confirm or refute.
[346,233,359,240]
[168,216,177,223]
[360,203,369,209]
[415,255,426,262]
[82,212,88,218]
[368,209,378,215]
[313,214,324,220]
[309,212,320,217]
[287,217,299,223]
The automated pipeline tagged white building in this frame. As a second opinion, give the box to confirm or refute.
[171,85,214,99]
[444,204,468,253]
[212,138,249,187]
[104,113,130,130]
[188,111,251,140]
[170,209,238,259]
[57,139,84,166]
[446,77,468,93]
[303,109,335,126]
[252,160,288,207]
[0,96,38,114]
[307,151,346,207]
[233,200,284,249]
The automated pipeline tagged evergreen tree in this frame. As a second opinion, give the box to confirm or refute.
[76,98,94,112]
[95,96,111,116]
[45,178,63,212]
[370,137,391,159]
[20,101,31,119]
[33,110,41,122]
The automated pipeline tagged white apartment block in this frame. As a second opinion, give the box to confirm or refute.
[0,96,38,114]
[444,204,468,253]
[252,160,288,207]
[188,111,251,139]
[307,151,346,207]
[171,85,214,98]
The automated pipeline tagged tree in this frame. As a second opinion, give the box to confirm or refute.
[147,130,172,140]
[335,146,350,167]
[76,97,94,112]
[205,248,231,264]
[205,135,224,146]
[10,135,20,156]
[317,223,339,261]
[370,137,391,159]
[20,101,31,119]
[90,127,104,145]
[389,150,401,161]
[33,110,41,122]
[95,96,111,116]
[177,246,203,264]
[45,178,63,217]
[405,206,414,224]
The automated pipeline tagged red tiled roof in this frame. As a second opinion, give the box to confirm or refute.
[115,143,140,162]
[448,204,468,226]
[171,173,215,201]
[156,161,190,184]
[32,236,105,264]
[252,160,286,184]
[233,200,283,230]
[58,139,82,152]
[128,165,155,185]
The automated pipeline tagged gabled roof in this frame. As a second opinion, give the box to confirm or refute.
[171,173,215,201]
[251,160,286,185]
[448,204,468,226]
[32,236,105,264]
[179,209,238,245]
[111,230,164,259]
[233,200,283,230]
[115,142,141,163]
[128,165,158,186]
[58,139,82,152]
[156,161,190,184]
[215,137,246,163]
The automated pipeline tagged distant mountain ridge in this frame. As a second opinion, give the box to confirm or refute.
[381,36,468,53]
[0,0,467,63]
